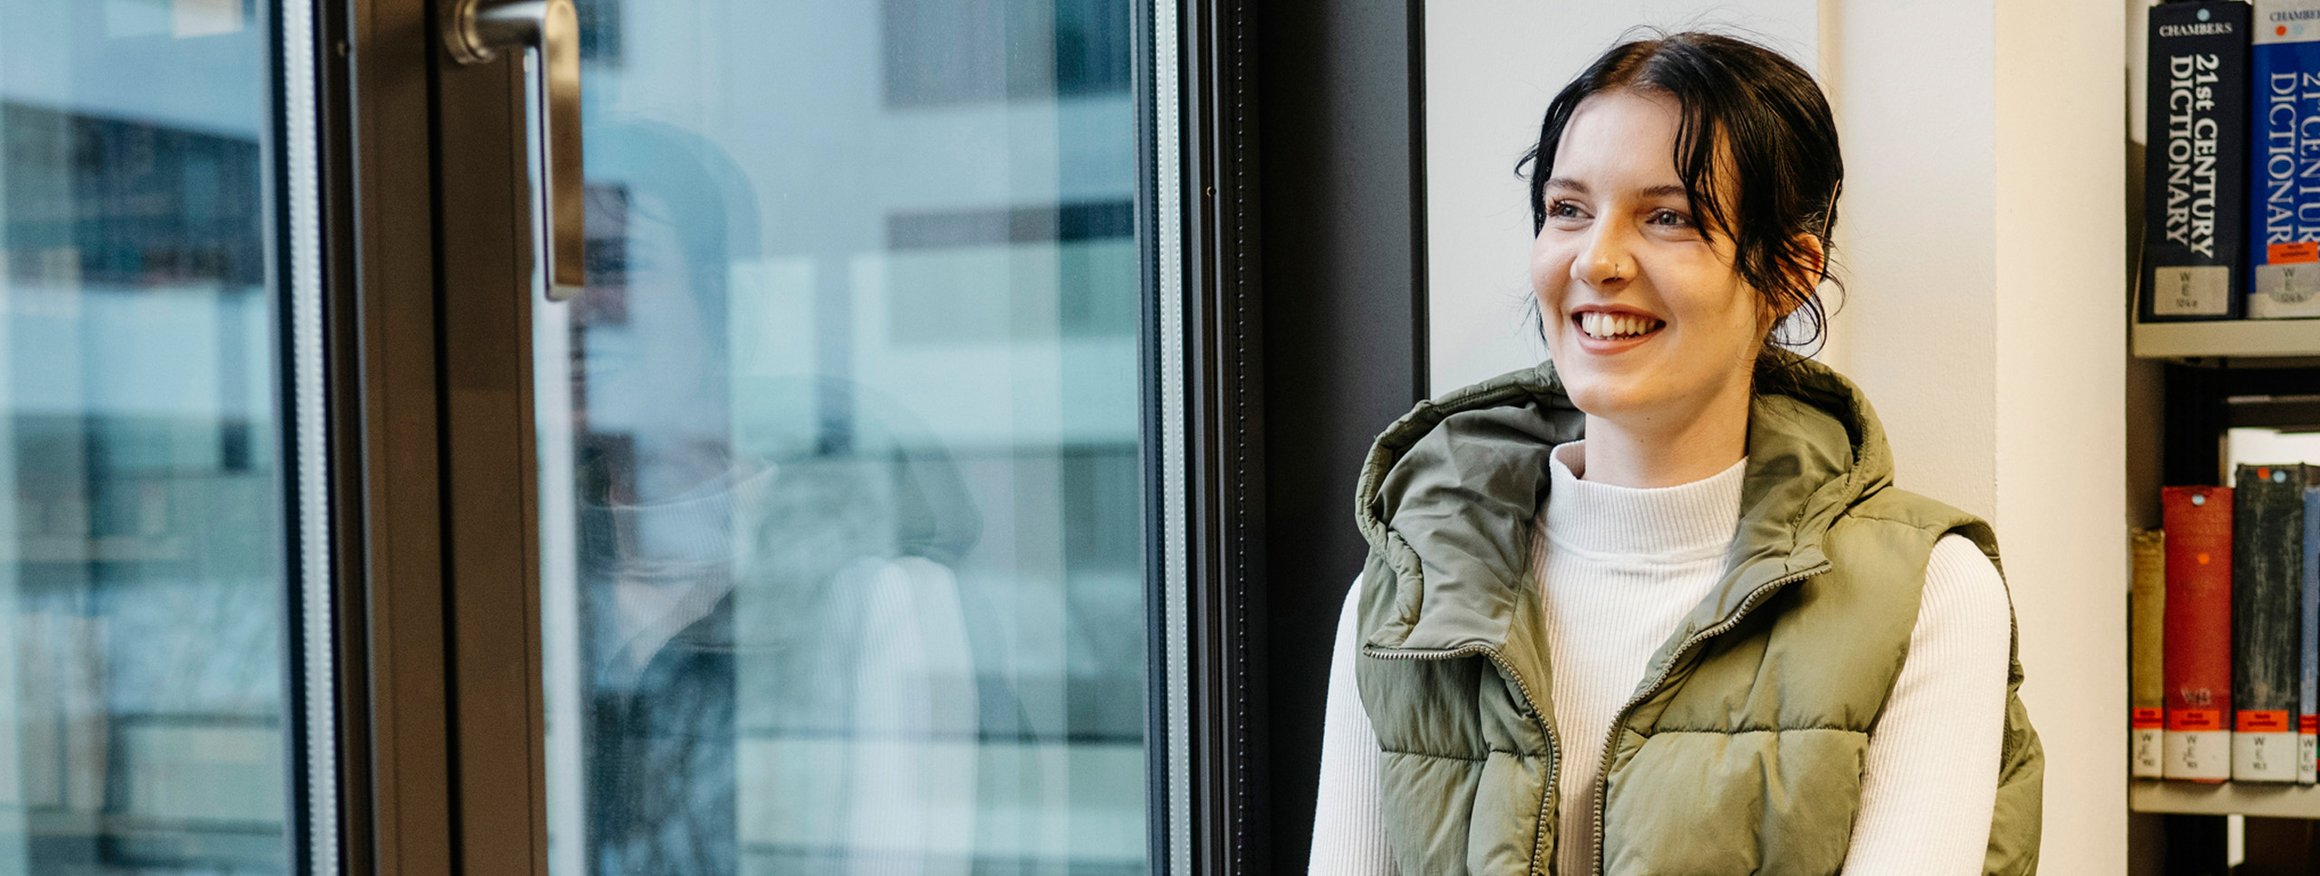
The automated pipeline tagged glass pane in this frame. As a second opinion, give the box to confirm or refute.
[0,0,324,873]
[537,0,1154,872]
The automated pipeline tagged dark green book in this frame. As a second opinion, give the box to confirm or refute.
[2236,463,2310,782]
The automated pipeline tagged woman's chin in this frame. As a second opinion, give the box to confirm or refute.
[1559,381,1653,423]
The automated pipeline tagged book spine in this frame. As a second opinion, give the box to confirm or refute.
[2236,465,2305,782]
[2132,528,2169,779]
[2146,1,2251,321]
[2165,485,2235,781]
[2250,2,2320,317]
[2306,479,2320,782]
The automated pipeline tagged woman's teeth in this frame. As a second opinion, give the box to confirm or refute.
[1578,311,1664,340]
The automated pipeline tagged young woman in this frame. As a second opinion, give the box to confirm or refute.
[1310,33,2043,875]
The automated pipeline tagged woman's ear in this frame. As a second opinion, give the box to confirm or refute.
[1757,234,1825,339]
[1793,232,1828,290]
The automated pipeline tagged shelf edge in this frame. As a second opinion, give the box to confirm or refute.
[2128,780,2320,818]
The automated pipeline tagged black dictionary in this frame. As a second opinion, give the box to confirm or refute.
[2236,463,2309,782]
[2144,1,2251,321]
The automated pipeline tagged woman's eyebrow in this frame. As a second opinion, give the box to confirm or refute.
[1543,178,1688,201]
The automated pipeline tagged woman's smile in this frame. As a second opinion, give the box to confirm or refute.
[1569,305,1667,355]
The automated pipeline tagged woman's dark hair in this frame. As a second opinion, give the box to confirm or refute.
[1519,31,1843,364]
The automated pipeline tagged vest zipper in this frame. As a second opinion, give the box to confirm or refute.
[1588,563,1829,876]
[1361,644,1561,876]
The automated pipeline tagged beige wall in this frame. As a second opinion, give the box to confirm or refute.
[1425,0,2129,868]
[1987,1,2129,869]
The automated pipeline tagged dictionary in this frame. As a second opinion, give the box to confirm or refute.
[2130,528,2167,780]
[2145,1,2250,321]
[2234,464,2306,783]
[2250,1,2320,318]
[2304,474,2320,782]
[2164,485,2234,782]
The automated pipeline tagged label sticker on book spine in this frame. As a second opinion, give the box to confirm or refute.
[2254,263,2320,316]
[2134,707,2168,778]
[2168,729,2232,781]
[2302,728,2317,784]
[2152,265,2232,315]
[2171,708,2225,731]
[2235,711,2299,782]
[2271,241,2320,262]
[2239,709,2293,732]
[2134,726,2166,779]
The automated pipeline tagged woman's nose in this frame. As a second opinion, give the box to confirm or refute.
[1572,224,1635,288]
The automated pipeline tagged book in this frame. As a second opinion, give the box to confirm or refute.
[2164,485,2234,781]
[2250,1,2320,317]
[2235,464,2306,782]
[2306,475,2320,782]
[2145,0,2252,321]
[2132,528,2168,779]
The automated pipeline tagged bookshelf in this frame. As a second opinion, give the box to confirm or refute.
[2118,347,2320,869]
[2131,318,2320,361]
[2120,1,2320,870]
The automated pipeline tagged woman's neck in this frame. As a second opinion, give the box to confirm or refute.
[1576,392,1750,488]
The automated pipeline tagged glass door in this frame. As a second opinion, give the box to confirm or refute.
[0,0,335,872]
[429,0,1181,872]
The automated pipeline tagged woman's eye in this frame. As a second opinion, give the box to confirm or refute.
[1546,200,1583,219]
[1649,209,1694,228]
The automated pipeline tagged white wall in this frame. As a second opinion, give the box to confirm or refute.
[1819,0,2000,517]
[1987,2,2128,870]
[1425,0,2129,869]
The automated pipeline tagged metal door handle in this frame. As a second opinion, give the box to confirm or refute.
[446,0,585,300]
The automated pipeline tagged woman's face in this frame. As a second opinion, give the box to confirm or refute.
[1530,88,1771,432]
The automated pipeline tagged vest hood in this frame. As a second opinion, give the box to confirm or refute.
[1354,350,1898,666]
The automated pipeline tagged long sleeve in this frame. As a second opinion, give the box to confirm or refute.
[1309,577,1397,875]
[844,557,978,875]
[1840,533,2015,874]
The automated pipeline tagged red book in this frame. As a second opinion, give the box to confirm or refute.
[2164,485,2234,782]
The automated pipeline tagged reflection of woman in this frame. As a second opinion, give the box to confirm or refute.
[573,120,752,876]
[572,119,980,875]
[1311,34,2041,874]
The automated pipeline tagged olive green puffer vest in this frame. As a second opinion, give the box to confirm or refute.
[1351,351,2043,875]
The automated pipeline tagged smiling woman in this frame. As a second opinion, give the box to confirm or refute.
[1531,89,1770,489]
[1309,31,2044,876]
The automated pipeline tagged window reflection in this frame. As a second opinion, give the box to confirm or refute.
[570,121,749,873]
[0,2,295,872]
[546,0,1151,872]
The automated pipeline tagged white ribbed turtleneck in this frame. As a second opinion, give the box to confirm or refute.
[1308,440,2010,875]
[1538,440,1747,875]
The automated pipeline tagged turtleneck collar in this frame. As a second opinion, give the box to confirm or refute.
[1543,440,1747,561]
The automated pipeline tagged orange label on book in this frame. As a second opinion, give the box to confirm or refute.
[2303,714,2317,734]
[2132,707,2165,729]
[2171,708,2224,732]
[2270,241,2320,263]
[2238,710,2293,733]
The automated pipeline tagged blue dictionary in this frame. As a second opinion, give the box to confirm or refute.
[2251,1,2320,318]
[2148,1,2251,321]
